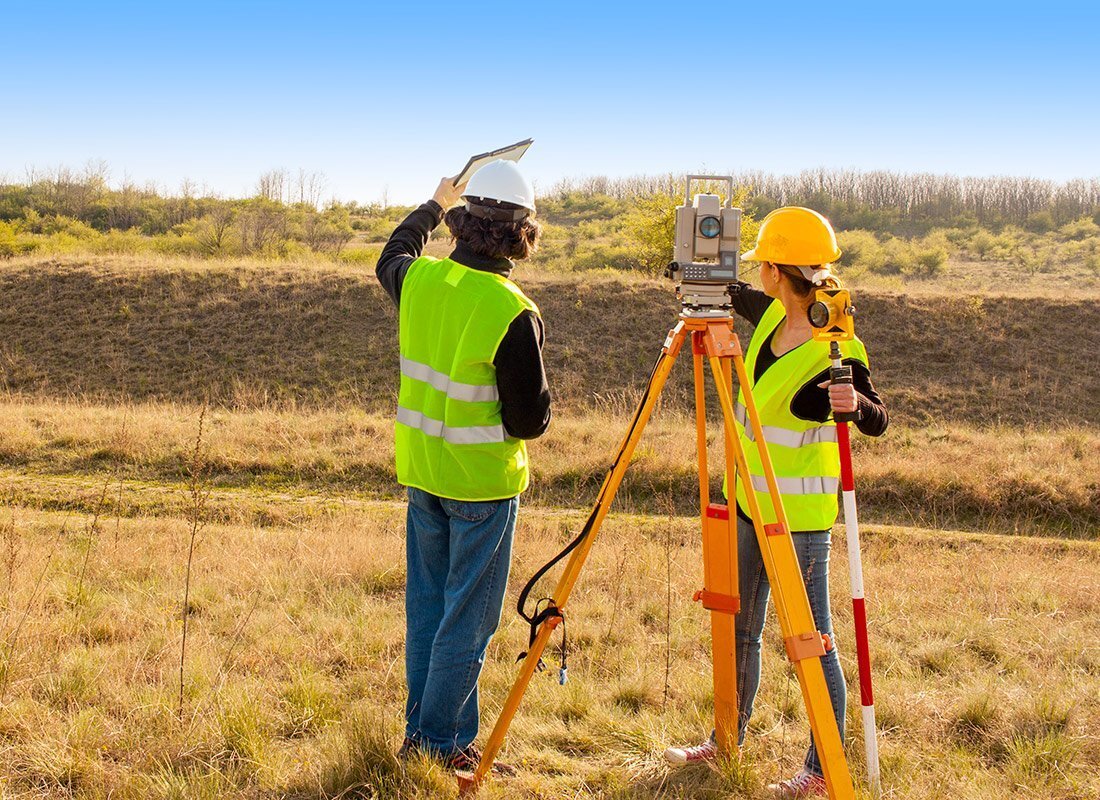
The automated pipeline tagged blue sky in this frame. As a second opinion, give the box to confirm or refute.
[2,1,1097,204]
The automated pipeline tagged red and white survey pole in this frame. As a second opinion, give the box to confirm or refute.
[830,343,882,798]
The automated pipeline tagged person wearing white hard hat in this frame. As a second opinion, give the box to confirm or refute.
[376,160,550,774]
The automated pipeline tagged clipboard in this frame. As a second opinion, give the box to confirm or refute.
[452,138,534,186]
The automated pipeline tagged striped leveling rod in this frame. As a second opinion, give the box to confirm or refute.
[830,342,882,797]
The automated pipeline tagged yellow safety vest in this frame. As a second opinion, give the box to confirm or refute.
[395,256,538,501]
[729,299,869,531]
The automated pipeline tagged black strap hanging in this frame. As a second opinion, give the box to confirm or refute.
[512,351,665,678]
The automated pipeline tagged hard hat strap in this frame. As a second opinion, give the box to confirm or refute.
[465,200,530,222]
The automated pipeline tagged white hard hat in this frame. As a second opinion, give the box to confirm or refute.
[463,159,536,213]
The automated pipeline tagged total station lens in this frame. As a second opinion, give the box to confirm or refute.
[698,216,721,239]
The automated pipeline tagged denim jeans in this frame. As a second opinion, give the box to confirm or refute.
[403,486,519,755]
[735,515,846,777]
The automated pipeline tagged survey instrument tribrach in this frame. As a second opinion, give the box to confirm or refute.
[809,287,883,798]
[458,178,857,799]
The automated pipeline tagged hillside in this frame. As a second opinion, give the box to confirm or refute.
[1,255,1098,428]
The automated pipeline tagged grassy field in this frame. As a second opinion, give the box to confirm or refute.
[0,401,1096,538]
[0,253,1097,798]
[0,499,1096,799]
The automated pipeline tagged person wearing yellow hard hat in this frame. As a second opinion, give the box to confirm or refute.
[376,160,551,775]
[664,207,889,798]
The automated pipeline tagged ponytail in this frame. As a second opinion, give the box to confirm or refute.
[774,263,840,298]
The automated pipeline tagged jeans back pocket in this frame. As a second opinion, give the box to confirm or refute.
[441,498,500,523]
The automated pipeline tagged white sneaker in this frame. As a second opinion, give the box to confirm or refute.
[663,736,718,766]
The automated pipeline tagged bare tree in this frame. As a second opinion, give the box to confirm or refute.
[257,169,287,203]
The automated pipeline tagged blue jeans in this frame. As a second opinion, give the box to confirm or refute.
[403,486,519,755]
[735,516,846,777]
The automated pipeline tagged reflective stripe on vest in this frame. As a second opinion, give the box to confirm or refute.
[735,403,838,448]
[396,406,505,445]
[400,355,500,403]
[749,474,840,495]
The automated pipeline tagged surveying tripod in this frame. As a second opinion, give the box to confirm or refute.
[458,307,857,799]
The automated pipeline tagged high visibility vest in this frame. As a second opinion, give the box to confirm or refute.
[395,256,538,501]
[730,299,869,531]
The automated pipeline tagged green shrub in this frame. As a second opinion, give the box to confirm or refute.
[1058,216,1100,241]
[838,229,885,273]
[571,244,645,272]
[42,215,99,239]
[970,229,996,260]
[911,247,947,277]
[90,228,151,255]
[0,220,38,258]
[336,246,380,266]
[1024,210,1055,233]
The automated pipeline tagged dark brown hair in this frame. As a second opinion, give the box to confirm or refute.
[444,203,541,261]
[774,264,816,297]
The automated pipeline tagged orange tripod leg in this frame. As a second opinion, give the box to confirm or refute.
[691,333,740,755]
[457,323,689,795]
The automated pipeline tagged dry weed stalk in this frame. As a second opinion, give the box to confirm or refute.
[178,408,211,719]
[2,513,22,609]
[74,476,111,603]
[113,477,124,548]
[0,513,72,702]
[604,532,630,643]
[662,495,675,710]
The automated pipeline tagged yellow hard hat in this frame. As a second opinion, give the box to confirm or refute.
[740,206,841,266]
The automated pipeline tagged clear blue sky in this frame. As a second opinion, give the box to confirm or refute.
[2,1,1097,204]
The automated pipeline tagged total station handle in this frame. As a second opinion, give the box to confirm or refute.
[829,363,860,424]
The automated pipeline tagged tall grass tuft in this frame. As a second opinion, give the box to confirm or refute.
[178,408,211,719]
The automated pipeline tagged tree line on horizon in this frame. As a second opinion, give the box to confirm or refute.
[1,164,1099,273]
[549,170,1100,234]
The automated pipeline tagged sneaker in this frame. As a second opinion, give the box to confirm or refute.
[441,744,517,777]
[397,737,420,761]
[663,736,718,766]
[767,769,828,798]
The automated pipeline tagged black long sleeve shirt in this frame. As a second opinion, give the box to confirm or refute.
[376,201,552,440]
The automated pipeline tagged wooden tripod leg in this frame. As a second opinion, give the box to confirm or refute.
[693,340,740,754]
[705,346,856,800]
[458,324,688,794]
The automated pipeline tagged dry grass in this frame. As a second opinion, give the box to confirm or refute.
[0,400,1096,537]
[0,500,1095,799]
[0,253,1096,797]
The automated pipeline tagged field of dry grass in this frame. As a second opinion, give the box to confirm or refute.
[0,499,1095,799]
[0,253,1097,798]
[0,400,1096,538]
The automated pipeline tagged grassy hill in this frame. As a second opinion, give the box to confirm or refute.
[2,255,1098,428]
[0,255,1097,538]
